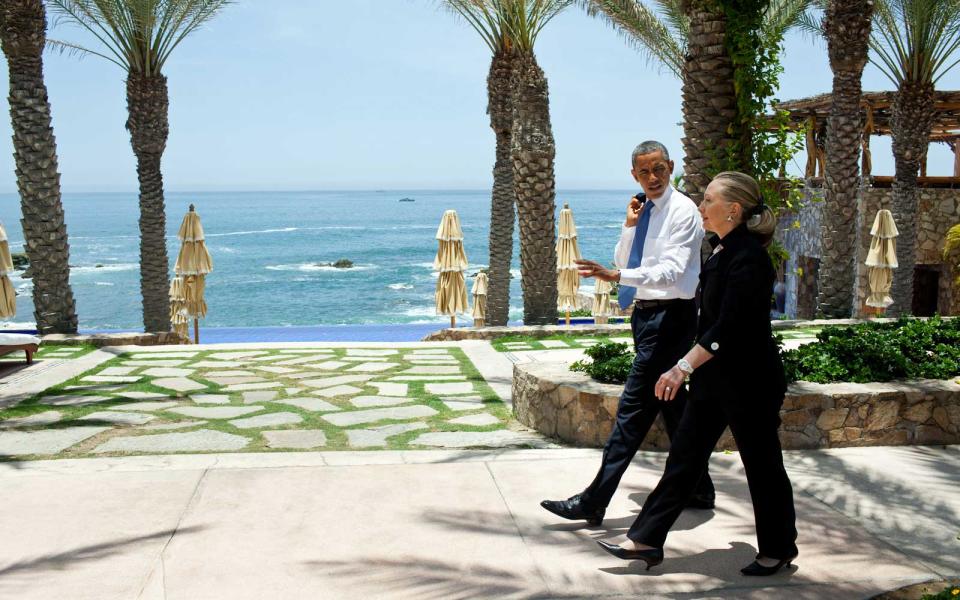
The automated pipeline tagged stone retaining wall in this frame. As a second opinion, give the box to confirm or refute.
[42,332,188,347]
[513,362,960,450]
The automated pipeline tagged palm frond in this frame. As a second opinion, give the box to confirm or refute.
[577,0,684,77]
[45,37,125,67]
[499,0,574,53]
[868,0,960,86]
[442,0,509,54]
[47,0,231,75]
[764,0,814,41]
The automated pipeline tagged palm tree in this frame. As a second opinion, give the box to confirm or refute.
[0,0,79,334]
[48,0,230,332]
[868,0,960,314]
[579,0,809,201]
[815,0,873,318]
[444,1,517,327]
[502,0,571,325]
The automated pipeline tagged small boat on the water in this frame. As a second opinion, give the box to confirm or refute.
[399,197,415,202]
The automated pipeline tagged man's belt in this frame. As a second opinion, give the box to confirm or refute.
[633,298,691,310]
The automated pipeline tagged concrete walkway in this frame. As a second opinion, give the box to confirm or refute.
[0,340,956,598]
[0,445,956,599]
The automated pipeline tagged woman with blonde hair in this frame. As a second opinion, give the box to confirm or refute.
[596,171,799,576]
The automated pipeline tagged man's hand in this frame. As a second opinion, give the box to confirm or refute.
[576,259,619,282]
[625,196,644,227]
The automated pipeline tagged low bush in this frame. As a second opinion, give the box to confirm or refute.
[782,316,960,384]
[919,584,960,600]
[570,340,634,384]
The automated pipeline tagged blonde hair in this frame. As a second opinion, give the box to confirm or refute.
[711,171,777,246]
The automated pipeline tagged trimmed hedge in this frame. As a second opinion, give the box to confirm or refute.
[782,316,960,384]
[569,318,960,385]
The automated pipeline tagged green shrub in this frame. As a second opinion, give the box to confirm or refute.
[782,317,960,383]
[570,340,634,384]
[920,584,960,600]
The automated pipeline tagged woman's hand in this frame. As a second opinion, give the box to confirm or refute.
[655,365,686,401]
[575,259,619,282]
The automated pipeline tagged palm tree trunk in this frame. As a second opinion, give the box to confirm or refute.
[0,0,79,334]
[486,50,515,327]
[511,52,558,325]
[126,73,171,332]
[680,0,737,202]
[888,81,935,316]
[816,0,872,318]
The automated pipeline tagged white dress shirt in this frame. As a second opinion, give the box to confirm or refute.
[613,185,704,300]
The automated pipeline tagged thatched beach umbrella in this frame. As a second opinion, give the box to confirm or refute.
[556,203,582,325]
[592,279,612,325]
[865,209,898,313]
[0,223,16,318]
[471,271,489,327]
[169,276,189,340]
[173,205,213,342]
[434,210,468,327]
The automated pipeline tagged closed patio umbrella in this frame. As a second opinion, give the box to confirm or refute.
[471,271,488,327]
[169,276,189,340]
[865,209,898,312]
[556,203,582,325]
[173,205,213,342]
[0,223,16,318]
[434,210,468,327]
[592,279,612,325]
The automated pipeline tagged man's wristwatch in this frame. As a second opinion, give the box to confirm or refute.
[676,358,694,376]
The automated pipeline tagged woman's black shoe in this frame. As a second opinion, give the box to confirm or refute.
[596,540,664,570]
[740,554,797,576]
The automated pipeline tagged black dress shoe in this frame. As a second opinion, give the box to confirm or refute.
[686,493,716,509]
[540,494,605,525]
[740,554,797,576]
[596,540,664,570]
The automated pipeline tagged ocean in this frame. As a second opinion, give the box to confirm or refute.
[0,190,633,331]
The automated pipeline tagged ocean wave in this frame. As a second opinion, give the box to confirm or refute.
[207,227,299,238]
[265,263,377,272]
[94,282,115,286]
[388,283,414,290]
[72,263,139,273]
[0,320,36,329]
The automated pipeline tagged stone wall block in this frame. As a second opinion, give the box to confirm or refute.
[903,401,933,423]
[816,408,849,430]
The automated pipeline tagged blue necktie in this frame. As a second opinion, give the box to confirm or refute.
[618,198,652,310]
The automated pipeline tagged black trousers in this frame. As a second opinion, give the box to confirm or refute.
[627,378,798,560]
[581,299,714,509]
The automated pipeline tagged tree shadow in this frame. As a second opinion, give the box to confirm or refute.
[0,526,203,590]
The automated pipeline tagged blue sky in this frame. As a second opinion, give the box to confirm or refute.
[0,0,957,193]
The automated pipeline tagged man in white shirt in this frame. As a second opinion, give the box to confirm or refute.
[541,141,715,526]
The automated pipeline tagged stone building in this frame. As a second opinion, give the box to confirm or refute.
[773,92,960,318]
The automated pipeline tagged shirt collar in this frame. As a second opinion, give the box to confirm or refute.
[645,185,673,211]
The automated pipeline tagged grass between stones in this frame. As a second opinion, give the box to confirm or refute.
[0,346,517,460]
[491,333,632,352]
[34,344,99,360]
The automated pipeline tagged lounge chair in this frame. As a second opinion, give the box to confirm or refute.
[0,333,41,364]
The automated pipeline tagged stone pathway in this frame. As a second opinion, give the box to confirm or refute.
[0,344,552,458]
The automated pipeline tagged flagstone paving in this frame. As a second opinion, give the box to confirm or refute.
[80,411,156,426]
[170,406,264,419]
[275,397,341,412]
[0,411,62,428]
[242,390,280,404]
[350,395,411,408]
[0,345,541,458]
[346,423,428,448]
[154,377,208,393]
[190,394,231,405]
[228,412,302,429]
[93,429,249,453]
[262,429,327,449]
[448,413,500,426]
[323,405,438,427]
[425,382,474,395]
[0,427,110,455]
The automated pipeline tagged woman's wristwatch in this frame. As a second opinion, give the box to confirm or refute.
[676,358,694,377]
